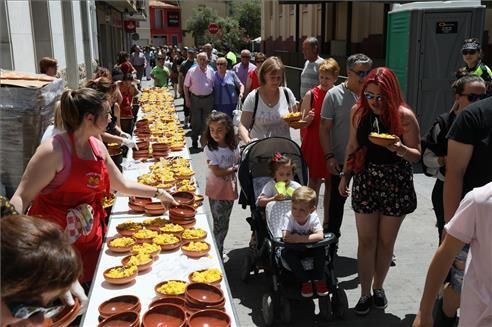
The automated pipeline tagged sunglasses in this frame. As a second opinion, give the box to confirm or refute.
[462,49,477,55]
[351,69,370,79]
[364,92,383,102]
[8,299,65,320]
[461,93,487,102]
[256,60,264,64]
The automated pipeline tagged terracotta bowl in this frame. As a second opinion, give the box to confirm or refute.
[153,233,181,251]
[155,280,188,297]
[143,217,171,231]
[128,202,145,213]
[159,224,185,236]
[145,202,167,216]
[142,304,186,327]
[282,114,302,123]
[149,297,186,310]
[194,194,204,203]
[185,298,225,311]
[136,119,149,127]
[152,151,169,160]
[131,197,153,207]
[98,295,140,318]
[171,218,196,228]
[116,223,143,237]
[188,269,223,285]
[98,311,140,327]
[136,141,149,150]
[181,241,210,258]
[152,142,169,151]
[121,255,154,272]
[368,134,397,147]
[170,145,183,152]
[133,149,150,157]
[132,230,159,244]
[188,309,231,327]
[131,245,161,258]
[181,228,207,242]
[172,191,195,205]
[47,297,81,327]
[169,204,196,219]
[185,283,224,306]
[103,266,138,285]
[107,237,136,253]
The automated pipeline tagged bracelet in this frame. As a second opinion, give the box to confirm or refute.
[324,153,335,160]
[396,146,408,158]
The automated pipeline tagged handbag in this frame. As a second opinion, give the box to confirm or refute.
[232,100,242,127]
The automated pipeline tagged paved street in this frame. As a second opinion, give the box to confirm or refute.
[167,88,438,327]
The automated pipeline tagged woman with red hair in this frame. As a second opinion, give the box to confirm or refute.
[339,67,421,315]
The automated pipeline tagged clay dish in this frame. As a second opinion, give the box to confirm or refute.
[103,266,138,285]
[98,295,140,318]
[107,237,135,254]
[98,311,140,327]
[48,297,81,327]
[152,143,169,152]
[149,297,185,310]
[155,280,188,297]
[153,234,181,251]
[136,141,149,150]
[121,255,153,272]
[142,304,186,327]
[128,202,145,213]
[185,283,224,305]
[188,309,231,327]
[131,197,152,207]
[145,202,167,216]
[181,228,207,242]
[188,269,222,286]
[171,218,196,228]
[368,134,397,147]
[172,191,195,205]
[169,204,196,219]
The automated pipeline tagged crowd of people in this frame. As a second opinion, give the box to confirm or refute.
[2,36,491,327]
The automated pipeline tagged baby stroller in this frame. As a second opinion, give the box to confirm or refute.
[261,200,348,325]
[238,137,307,281]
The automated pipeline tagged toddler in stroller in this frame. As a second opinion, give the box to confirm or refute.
[261,189,348,325]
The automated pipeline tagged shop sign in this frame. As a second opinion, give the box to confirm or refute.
[124,20,136,33]
[168,12,180,27]
[436,21,457,34]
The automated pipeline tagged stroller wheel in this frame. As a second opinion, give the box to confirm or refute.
[262,293,275,326]
[241,253,253,282]
[279,297,291,324]
[319,296,332,321]
[331,287,349,319]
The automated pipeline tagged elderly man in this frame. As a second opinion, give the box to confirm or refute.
[131,45,147,81]
[319,53,373,244]
[300,37,324,99]
[183,52,215,149]
[233,49,256,86]
[203,43,217,70]
[179,48,196,129]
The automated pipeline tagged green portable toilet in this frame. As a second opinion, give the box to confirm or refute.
[386,1,485,135]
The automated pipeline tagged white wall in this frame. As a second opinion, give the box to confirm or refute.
[7,0,36,73]
[49,0,66,70]
[72,0,85,65]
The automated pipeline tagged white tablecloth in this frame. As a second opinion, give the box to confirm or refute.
[81,131,238,326]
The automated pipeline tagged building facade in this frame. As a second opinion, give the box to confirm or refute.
[149,1,182,46]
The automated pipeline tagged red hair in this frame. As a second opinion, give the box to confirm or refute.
[353,67,406,136]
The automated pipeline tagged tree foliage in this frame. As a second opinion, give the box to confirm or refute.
[185,6,217,47]
[232,0,261,39]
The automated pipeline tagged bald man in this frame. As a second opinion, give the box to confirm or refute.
[233,49,256,86]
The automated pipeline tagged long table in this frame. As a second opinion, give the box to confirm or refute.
[81,120,239,326]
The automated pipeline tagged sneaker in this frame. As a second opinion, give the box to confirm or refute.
[354,295,372,315]
[192,140,198,149]
[390,253,396,267]
[313,280,329,297]
[373,288,388,309]
[301,281,313,298]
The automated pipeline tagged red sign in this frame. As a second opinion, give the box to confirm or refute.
[124,20,136,33]
[208,23,219,34]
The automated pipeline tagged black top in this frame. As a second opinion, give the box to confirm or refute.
[106,104,118,134]
[357,112,401,165]
[424,111,456,176]
[447,96,492,196]
[180,60,195,76]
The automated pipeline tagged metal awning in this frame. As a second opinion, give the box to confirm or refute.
[279,0,413,3]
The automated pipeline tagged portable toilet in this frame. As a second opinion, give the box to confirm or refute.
[386,1,485,135]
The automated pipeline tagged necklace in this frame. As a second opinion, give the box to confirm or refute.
[262,88,279,107]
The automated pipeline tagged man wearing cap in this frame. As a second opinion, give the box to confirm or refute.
[457,38,492,94]
[183,52,215,148]
[233,49,256,86]
[179,48,196,129]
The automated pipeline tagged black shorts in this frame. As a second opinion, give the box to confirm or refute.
[352,161,417,217]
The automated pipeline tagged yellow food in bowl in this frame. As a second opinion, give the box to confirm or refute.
[283,112,301,119]
[133,229,158,239]
[182,241,208,251]
[153,233,180,245]
[178,184,196,192]
[132,242,161,255]
[182,228,206,240]
[117,222,143,231]
[105,265,137,278]
[160,224,185,233]
[369,132,396,139]
[109,237,135,247]
[157,280,187,295]
[143,217,169,226]
[191,268,222,283]
[125,253,153,266]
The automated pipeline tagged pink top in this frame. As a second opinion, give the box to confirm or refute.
[184,65,215,96]
[445,182,492,327]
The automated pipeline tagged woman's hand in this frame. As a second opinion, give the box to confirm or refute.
[61,281,88,315]
[338,176,350,197]
[304,110,315,125]
[326,157,341,176]
[386,135,407,157]
[412,310,433,327]
[155,189,179,206]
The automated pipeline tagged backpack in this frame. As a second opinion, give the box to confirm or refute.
[421,112,454,177]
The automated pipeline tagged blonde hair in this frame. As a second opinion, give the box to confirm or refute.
[292,186,317,208]
[53,101,63,129]
[258,56,284,85]
[319,58,340,77]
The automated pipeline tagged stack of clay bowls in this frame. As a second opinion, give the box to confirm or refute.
[184,283,225,315]
[169,204,196,227]
[152,142,170,160]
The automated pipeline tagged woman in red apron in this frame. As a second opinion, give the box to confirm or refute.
[11,88,177,287]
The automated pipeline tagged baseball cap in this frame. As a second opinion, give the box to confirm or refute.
[462,39,480,51]
[187,48,196,53]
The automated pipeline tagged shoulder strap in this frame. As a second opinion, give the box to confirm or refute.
[283,87,290,107]
[249,90,260,132]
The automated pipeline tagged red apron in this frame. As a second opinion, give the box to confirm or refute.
[29,134,109,283]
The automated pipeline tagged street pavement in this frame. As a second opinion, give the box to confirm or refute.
[163,84,438,326]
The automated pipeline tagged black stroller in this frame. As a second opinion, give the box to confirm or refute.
[238,137,348,324]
